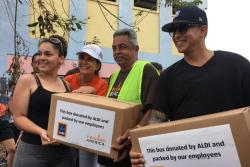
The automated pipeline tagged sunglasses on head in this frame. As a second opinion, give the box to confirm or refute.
[39,37,63,55]
[169,23,202,37]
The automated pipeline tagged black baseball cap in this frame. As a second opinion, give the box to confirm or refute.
[162,6,207,32]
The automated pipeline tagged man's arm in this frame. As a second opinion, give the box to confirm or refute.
[148,109,169,124]
[136,109,169,127]
[130,109,169,167]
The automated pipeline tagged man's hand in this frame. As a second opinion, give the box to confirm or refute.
[130,151,145,167]
[112,129,131,162]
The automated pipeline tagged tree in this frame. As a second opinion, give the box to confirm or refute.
[7,0,202,89]
[163,0,203,14]
[8,0,87,89]
[7,0,25,90]
[27,0,87,37]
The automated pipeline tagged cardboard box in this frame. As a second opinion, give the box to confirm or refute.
[48,93,142,159]
[130,107,250,167]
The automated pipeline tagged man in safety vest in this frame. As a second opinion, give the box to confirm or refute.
[98,28,159,167]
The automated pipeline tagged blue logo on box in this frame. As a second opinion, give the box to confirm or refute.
[57,123,67,137]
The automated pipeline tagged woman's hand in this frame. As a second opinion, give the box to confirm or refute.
[40,129,59,145]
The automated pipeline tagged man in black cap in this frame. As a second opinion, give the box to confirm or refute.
[130,6,250,166]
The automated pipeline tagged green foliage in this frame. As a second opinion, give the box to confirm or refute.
[28,0,87,37]
[10,0,202,89]
[86,36,101,45]
[132,0,202,32]
[163,0,203,14]
[7,35,29,89]
[9,0,87,89]
[135,10,143,18]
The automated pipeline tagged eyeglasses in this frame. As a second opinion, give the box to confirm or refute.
[39,37,63,55]
[169,24,202,37]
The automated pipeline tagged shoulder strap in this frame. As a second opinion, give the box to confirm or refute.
[60,77,70,92]
[33,74,42,87]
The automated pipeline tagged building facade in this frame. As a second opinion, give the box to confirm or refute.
[0,0,207,78]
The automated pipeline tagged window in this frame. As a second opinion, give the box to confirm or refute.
[134,0,157,11]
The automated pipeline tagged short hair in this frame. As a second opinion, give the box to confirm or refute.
[113,28,138,47]
[31,52,38,63]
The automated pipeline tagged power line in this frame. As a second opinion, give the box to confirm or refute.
[96,0,134,28]
[2,0,14,30]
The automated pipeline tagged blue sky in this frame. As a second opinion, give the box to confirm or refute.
[206,0,250,60]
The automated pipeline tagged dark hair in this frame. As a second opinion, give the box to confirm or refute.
[31,52,38,63]
[39,35,68,58]
[64,67,79,77]
[95,60,102,75]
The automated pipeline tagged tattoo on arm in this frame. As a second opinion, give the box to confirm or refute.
[149,109,169,123]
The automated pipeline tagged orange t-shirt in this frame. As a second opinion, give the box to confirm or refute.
[64,73,108,96]
[0,103,7,117]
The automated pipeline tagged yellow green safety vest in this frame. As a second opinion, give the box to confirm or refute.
[107,61,149,104]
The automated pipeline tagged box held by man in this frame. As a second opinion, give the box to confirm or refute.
[130,107,250,167]
[48,93,142,159]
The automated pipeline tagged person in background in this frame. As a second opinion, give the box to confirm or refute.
[65,44,107,96]
[0,105,15,167]
[98,28,159,167]
[12,35,76,167]
[7,85,20,143]
[64,67,79,77]
[0,103,7,118]
[130,6,250,166]
[31,52,40,73]
[64,44,108,167]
